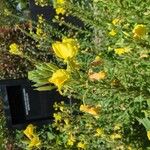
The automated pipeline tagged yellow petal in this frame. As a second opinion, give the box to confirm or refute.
[52,38,78,60]
[77,142,86,149]
[28,135,41,148]
[48,69,69,92]
[52,42,65,59]
[112,18,120,26]
[114,47,130,55]
[9,43,23,56]
[147,131,150,140]
[133,24,146,38]
[23,124,35,140]
[109,29,117,36]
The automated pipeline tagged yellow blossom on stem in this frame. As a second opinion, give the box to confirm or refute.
[56,7,66,15]
[147,131,150,140]
[23,124,36,140]
[112,18,120,26]
[48,69,70,93]
[132,24,147,38]
[9,43,23,56]
[95,128,104,137]
[52,38,78,61]
[114,47,130,55]
[53,113,62,122]
[53,0,66,15]
[77,142,86,149]
[110,133,122,140]
[24,124,41,149]
[109,29,117,36]
[114,123,122,131]
[28,135,41,149]
[67,134,76,146]
[38,15,45,24]
[36,27,43,37]
[80,104,100,117]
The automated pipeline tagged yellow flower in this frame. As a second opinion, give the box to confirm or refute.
[24,124,41,149]
[110,133,122,140]
[23,124,36,140]
[77,142,86,149]
[28,135,41,149]
[114,124,122,131]
[67,134,76,146]
[133,24,146,38]
[95,128,104,137]
[89,71,106,81]
[53,0,66,15]
[9,43,23,56]
[53,113,62,122]
[112,18,120,26]
[48,69,70,92]
[80,105,100,117]
[56,7,66,15]
[36,27,43,37]
[147,131,150,140]
[38,15,44,24]
[109,29,117,36]
[52,38,78,60]
[114,47,130,55]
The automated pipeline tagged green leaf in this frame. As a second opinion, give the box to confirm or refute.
[35,86,55,91]
[137,117,150,131]
[47,132,55,140]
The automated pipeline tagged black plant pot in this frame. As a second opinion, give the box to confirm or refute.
[0,79,70,129]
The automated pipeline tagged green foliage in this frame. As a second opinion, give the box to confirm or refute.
[28,63,58,91]
[1,0,150,149]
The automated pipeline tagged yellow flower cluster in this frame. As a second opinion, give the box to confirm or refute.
[47,37,79,94]
[53,0,66,15]
[35,15,46,39]
[23,124,41,149]
[114,47,130,55]
[77,142,86,149]
[112,18,121,26]
[9,43,23,56]
[94,128,104,137]
[109,29,117,36]
[110,133,122,140]
[67,133,76,146]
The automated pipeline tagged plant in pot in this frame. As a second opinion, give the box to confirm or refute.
[1,0,150,149]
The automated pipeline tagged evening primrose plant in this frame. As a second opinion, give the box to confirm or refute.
[5,0,150,149]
